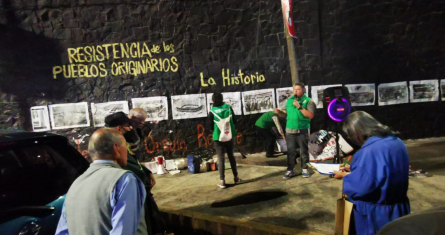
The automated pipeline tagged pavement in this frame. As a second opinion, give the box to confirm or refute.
[149,137,445,234]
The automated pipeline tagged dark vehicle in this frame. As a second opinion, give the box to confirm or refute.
[0,130,89,235]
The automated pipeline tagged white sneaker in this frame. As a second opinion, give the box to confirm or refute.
[217,180,226,189]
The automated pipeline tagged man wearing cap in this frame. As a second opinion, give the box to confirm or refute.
[104,112,170,235]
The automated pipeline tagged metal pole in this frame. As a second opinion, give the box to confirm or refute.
[283,18,299,84]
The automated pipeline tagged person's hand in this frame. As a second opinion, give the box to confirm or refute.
[340,164,351,172]
[293,100,301,109]
[333,170,347,179]
[149,173,156,189]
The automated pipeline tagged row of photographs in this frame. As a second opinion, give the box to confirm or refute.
[31,80,445,131]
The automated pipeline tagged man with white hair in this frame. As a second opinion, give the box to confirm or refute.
[55,128,146,235]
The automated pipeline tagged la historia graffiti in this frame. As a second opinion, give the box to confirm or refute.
[197,124,243,147]
[53,41,178,79]
[201,69,266,87]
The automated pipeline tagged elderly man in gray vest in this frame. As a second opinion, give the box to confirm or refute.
[55,128,146,235]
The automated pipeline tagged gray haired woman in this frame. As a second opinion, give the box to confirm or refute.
[333,111,410,235]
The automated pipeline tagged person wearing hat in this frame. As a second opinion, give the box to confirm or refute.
[105,112,171,235]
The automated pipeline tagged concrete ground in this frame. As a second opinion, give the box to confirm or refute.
[150,137,445,234]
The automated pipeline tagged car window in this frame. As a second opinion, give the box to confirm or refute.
[0,142,89,212]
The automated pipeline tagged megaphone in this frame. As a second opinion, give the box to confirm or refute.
[155,156,168,175]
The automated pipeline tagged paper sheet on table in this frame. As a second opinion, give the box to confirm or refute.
[309,163,341,175]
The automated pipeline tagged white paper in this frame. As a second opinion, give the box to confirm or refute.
[171,94,207,120]
[409,80,439,103]
[275,86,308,109]
[311,84,342,109]
[442,80,445,101]
[91,101,129,127]
[30,106,51,132]
[309,163,342,175]
[378,81,409,106]
[49,102,90,130]
[345,84,375,106]
[206,92,242,115]
[242,88,276,115]
[131,97,169,121]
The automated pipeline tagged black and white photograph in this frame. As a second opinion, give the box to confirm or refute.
[49,102,90,130]
[206,92,242,115]
[311,85,342,109]
[440,79,445,101]
[242,88,275,115]
[345,84,375,106]
[132,97,169,121]
[275,86,309,109]
[91,101,129,127]
[171,94,207,120]
[409,80,439,103]
[30,106,51,132]
[378,82,409,106]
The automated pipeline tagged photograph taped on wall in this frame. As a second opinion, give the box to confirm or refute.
[276,86,309,109]
[49,102,90,130]
[30,106,51,132]
[242,88,276,115]
[378,81,409,106]
[171,94,207,120]
[206,92,242,115]
[131,97,169,121]
[91,101,129,127]
[311,84,342,109]
[345,84,375,106]
[409,80,439,103]
[442,80,445,101]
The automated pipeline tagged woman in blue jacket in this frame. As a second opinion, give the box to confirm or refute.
[334,111,410,235]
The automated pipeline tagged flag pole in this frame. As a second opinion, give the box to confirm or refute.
[282,1,300,84]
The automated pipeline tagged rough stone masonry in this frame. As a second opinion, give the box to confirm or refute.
[0,0,444,161]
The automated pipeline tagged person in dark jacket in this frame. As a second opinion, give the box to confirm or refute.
[105,112,172,235]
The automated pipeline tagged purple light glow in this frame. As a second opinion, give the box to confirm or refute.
[327,98,351,122]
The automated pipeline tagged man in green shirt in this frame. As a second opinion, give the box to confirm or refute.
[276,82,315,179]
[255,110,285,158]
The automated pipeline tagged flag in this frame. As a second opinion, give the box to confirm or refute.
[281,0,297,38]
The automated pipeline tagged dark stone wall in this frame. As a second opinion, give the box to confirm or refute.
[0,0,444,161]
[318,0,445,139]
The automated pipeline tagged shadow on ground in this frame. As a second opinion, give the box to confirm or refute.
[253,208,336,231]
[211,190,288,208]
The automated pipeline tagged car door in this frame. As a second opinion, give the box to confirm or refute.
[0,139,89,235]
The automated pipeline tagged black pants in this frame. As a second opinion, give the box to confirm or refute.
[255,126,276,157]
[286,131,309,171]
[214,140,238,180]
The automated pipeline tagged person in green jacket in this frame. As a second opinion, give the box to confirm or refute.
[207,92,241,189]
[275,82,315,179]
[255,110,286,158]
